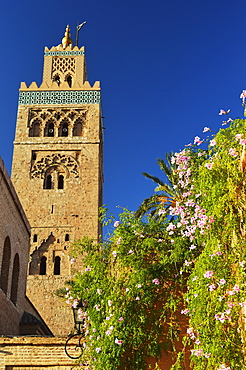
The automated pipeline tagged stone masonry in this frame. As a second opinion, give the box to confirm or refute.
[0,157,30,335]
[11,26,103,335]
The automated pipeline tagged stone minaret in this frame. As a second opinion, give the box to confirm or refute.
[11,25,103,335]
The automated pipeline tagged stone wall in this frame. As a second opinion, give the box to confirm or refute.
[0,157,31,335]
[0,337,76,370]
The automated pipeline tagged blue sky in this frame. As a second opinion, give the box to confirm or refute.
[1,0,246,219]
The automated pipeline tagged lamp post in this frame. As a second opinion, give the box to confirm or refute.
[65,300,86,359]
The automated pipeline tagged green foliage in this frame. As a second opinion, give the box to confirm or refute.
[64,119,246,370]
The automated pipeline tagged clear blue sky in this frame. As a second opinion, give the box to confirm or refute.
[1,0,246,219]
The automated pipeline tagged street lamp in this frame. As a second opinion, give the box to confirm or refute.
[72,300,85,335]
[65,300,86,359]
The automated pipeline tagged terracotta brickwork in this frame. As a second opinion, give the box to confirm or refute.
[0,337,75,370]
[0,157,31,335]
[11,27,103,336]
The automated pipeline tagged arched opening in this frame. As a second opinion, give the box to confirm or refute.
[44,174,52,189]
[58,121,68,137]
[44,121,54,137]
[53,74,61,86]
[65,75,72,88]
[33,234,38,242]
[73,119,83,136]
[58,175,64,189]
[29,120,41,137]
[65,234,70,241]
[10,254,19,305]
[54,256,61,275]
[39,256,47,275]
[0,237,11,294]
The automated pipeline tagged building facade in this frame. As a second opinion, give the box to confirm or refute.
[11,25,103,335]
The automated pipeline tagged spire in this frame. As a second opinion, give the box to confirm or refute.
[62,25,73,49]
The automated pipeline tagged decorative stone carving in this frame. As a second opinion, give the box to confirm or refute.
[30,153,79,179]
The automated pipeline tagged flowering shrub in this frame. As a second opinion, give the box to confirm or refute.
[65,96,246,369]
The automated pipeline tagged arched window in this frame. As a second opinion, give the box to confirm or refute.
[65,234,70,241]
[44,174,52,189]
[73,119,82,136]
[44,121,54,137]
[58,175,64,189]
[40,256,47,275]
[44,165,66,190]
[65,75,72,88]
[29,120,41,137]
[33,234,38,242]
[10,254,19,305]
[0,237,11,295]
[54,256,61,275]
[58,121,68,137]
[53,74,61,86]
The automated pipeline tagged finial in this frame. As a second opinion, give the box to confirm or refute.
[76,21,86,46]
[62,25,73,49]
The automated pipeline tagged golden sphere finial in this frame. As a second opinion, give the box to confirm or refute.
[62,24,73,49]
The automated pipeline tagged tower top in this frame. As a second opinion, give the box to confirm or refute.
[62,25,73,49]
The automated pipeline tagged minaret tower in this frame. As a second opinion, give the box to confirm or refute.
[11,25,103,335]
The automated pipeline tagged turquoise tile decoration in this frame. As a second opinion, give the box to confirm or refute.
[44,51,85,56]
[19,90,101,105]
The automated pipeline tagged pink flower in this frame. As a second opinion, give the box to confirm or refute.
[194,136,203,145]
[116,237,122,245]
[72,299,79,308]
[95,347,101,353]
[204,270,214,278]
[209,284,216,291]
[228,148,238,157]
[85,267,92,272]
[235,133,243,141]
[217,364,232,370]
[112,251,117,257]
[137,284,142,288]
[240,90,246,103]
[95,304,100,311]
[128,250,134,254]
[210,139,216,146]
[219,279,226,285]
[205,162,214,170]
[181,309,189,315]
[191,349,204,356]
[118,317,123,322]
[106,330,112,335]
[97,288,102,295]
[135,296,140,300]
[233,284,240,292]
[114,221,120,227]
[190,244,196,250]
[240,139,246,145]
[115,338,123,345]
[203,127,210,133]
[219,109,230,115]
[108,300,112,306]
[70,258,75,264]
[152,278,160,285]
[185,260,192,266]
